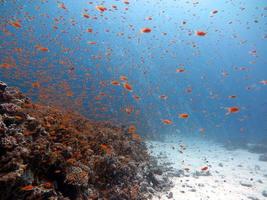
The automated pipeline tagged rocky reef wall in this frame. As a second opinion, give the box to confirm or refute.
[0,81,171,200]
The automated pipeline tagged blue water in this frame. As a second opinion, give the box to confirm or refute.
[1,0,267,144]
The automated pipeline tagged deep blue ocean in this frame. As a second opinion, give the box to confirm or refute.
[1,0,267,145]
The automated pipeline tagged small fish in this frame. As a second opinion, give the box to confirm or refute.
[179,113,189,119]
[128,125,137,134]
[176,68,185,73]
[83,13,90,18]
[58,3,67,10]
[35,45,49,52]
[133,95,140,101]
[10,21,21,28]
[132,133,141,141]
[159,95,168,100]
[21,185,35,191]
[226,106,239,114]
[110,80,120,86]
[260,80,267,85]
[120,75,128,81]
[32,82,40,88]
[66,90,73,97]
[0,63,13,69]
[211,10,218,15]
[199,128,205,133]
[140,28,152,33]
[95,5,107,12]
[123,82,133,91]
[87,28,93,33]
[186,87,192,93]
[88,41,96,45]
[125,107,134,114]
[228,95,237,99]
[195,31,207,36]
[162,119,172,125]
[201,166,208,171]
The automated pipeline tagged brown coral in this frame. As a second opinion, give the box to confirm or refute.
[0,81,154,200]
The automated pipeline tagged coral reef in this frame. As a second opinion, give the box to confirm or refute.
[0,81,168,200]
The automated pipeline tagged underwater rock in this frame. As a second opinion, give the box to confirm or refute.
[239,181,253,187]
[259,154,267,162]
[0,103,22,115]
[0,81,7,92]
[0,81,168,200]
[262,190,267,197]
[167,191,173,199]
[247,143,267,153]
[193,170,211,177]
[248,196,259,200]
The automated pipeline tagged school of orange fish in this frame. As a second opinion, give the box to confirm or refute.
[0,0,266,139]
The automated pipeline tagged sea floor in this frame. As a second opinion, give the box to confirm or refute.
[147,136,267,200]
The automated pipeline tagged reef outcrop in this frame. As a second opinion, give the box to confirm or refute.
[0,81,169,200]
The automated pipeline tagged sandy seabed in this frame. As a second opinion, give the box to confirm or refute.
[147,137,267,200]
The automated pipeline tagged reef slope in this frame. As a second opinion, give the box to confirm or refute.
[0,81,165,200]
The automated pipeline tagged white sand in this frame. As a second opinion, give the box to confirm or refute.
[147,137,267,200]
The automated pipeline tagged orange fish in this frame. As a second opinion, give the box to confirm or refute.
[58,3,67,10]
[87,28,93,33]
[96,5,107,12]
[260,80,267,85]
[128,125,137,134]
[179,113,189,119]
[21,185,35,191]
[125,107,134,114]
[88,41,96,45]
[132,133,141,141]
[140,28,152,33]
[201,166,208,171]
[176,68,185,73]
[159,95,168,100]
[14,48,23,53]
[133,95,140,101]
[226,106,239,114]
[10,21,21,28]
[35,45,49,52]
[39,47,49,52]
[32,82,40,88]
[199,128,205,133]
[83,13,90,18]
[123,82,133,91]
[0,63,13,69]
[120,75,128,81]
[66,90,73,97]
[111,80,120,86]
[195,31,207,36]
[162,119,172,125]
[228,95,237,99]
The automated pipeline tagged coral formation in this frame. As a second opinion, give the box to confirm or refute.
[0,81,168,200]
